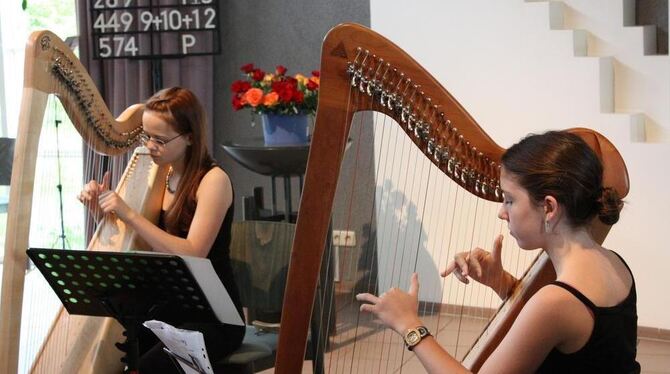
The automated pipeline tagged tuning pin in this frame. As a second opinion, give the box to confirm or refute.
[115,341,129,353]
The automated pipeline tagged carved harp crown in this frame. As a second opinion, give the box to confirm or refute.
[0,30,163,374]
[274,23,629,373]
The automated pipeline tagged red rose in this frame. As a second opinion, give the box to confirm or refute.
[231,80,251,93]
[306,80,318,91]
[252,69,265,81]
[311,70,320,77]
[272,81,294,103]
[275,65,287,76]
[294,90,304,103]
[232,96,244,110]
[240,63,255,73]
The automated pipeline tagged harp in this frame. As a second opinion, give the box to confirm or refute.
[274,24,629,373]
[0,30,167,373]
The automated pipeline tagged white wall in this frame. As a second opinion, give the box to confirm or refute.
[370,0,670,329]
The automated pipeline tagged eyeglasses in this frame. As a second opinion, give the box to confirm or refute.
[139,132,184,147]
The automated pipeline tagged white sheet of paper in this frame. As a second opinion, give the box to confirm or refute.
[143,320,214,374]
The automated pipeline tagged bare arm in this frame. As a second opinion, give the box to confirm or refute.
[98,168,232,257]
[411,337,471,374]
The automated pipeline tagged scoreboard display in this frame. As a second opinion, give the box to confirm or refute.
[90,0,220,59]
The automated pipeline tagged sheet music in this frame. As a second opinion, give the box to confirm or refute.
[132,251,244,326]
[143,320,213,374]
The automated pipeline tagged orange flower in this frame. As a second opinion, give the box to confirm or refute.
[309,76,320,85]
[294,74,309,86]
[241,88,264,107]
[263,92,279,106]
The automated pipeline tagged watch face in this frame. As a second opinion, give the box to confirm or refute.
[406,330,420,345]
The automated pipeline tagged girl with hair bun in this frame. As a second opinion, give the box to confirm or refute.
[357,131,640,373]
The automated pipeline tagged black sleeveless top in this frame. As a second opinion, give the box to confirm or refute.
[537,252,641,374]
[158,165,244,322]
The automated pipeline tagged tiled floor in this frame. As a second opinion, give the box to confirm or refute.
[260,297,670,373]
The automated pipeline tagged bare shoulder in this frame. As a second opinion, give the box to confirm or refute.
[603,248,634,291]
[516,284,592,344]
[530,284,582,309]
[199,167,231,189]
[196,167,233,204]
[523,284,580,321]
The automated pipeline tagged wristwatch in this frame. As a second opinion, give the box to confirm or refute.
[403,325,431,351]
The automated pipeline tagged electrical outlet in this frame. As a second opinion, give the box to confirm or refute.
[332,230,356,247]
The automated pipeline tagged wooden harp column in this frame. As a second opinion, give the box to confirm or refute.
[274,23,629,373]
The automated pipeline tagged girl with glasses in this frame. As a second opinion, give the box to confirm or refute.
[78,86,244,372]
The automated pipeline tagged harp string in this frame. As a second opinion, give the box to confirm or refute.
[352,109,391,373]
[346,109,378,373]
[25,79,122,374]
[333,97,380,373]
[320,106,528,372]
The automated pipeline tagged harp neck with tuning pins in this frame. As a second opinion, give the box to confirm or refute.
[274,23,629,373]
[0,30,167,373]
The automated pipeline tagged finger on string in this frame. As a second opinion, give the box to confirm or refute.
[454,254,469,277]
[453,269,470,284]
[441,261,456,277]
[100,171,111,192]
[81,190,92,201]
[469,255,483,278]
[356,293,380,304]
[492,234,504,264]
[360,304,375,314]
[408,272,419,297]
[99,190,113,201]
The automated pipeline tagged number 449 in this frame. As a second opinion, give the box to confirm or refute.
[98,36,138,57]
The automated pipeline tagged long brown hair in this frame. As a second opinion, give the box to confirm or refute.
[145,87,215,235]
[502,131,622,227]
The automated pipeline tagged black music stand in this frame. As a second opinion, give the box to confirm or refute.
[27,248,243,374]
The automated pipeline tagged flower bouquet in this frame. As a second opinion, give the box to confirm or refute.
[231,64,319,144]
[231,64,319,116]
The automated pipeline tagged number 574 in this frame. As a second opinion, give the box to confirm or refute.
[99,36,138,58]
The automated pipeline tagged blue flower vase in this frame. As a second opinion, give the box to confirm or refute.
[261,113,310,145]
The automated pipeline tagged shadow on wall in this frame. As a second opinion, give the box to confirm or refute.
[353,179,441,307]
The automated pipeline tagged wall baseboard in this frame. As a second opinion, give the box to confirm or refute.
[638,326,670,341]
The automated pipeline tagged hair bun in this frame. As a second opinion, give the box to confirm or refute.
[597,187,623,225]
